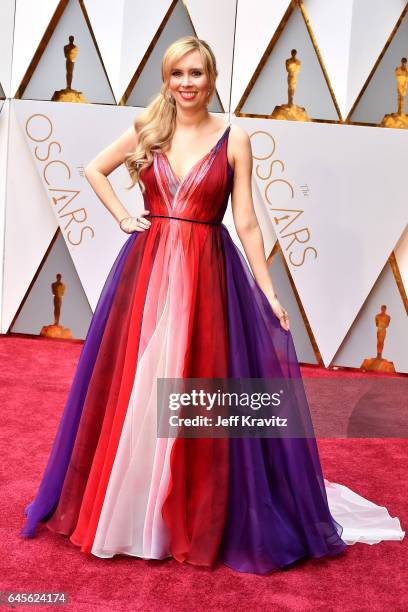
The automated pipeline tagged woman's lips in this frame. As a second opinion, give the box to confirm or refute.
[179,91,198,100]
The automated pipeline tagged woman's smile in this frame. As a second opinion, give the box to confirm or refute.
[178,90,198,100]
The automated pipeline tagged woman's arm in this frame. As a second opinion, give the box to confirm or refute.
[229,125,289,331]
[84,125,151,232]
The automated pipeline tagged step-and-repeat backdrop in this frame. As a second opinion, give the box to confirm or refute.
[0,0,407,372]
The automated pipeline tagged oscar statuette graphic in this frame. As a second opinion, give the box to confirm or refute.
[380,57,408,128]
[40,273,72,339]
[271,49,310,121]
[52,35,87,103]
[361,305,395,372]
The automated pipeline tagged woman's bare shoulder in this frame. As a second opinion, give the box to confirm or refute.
[229,123,252,168]
[117,124,139,151]
[229,123,250,145]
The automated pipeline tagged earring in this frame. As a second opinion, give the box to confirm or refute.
[166,91,175,104]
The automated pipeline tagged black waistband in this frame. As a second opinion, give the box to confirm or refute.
[146,214,220,226]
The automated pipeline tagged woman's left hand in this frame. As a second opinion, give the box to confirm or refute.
[269,296,290,331]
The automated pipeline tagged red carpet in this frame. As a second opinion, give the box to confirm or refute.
[0,334,406,611]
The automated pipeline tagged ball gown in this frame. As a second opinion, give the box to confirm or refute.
[20,122,405,574]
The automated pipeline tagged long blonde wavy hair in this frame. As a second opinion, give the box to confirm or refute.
[124,36,218,193]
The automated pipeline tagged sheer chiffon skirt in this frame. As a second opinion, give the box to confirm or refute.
[20,220,405,575]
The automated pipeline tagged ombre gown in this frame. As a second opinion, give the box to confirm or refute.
[20,123,404,574]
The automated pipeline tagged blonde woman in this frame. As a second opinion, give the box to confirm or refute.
[21,36,404,574]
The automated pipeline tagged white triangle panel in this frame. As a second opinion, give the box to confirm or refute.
[84,0,125,99]
[235,117,408,366]
[332,261,408,373]
[267,0,407,121]
[240,4,338,120]
[346,0,407,118]
[350,7,408,124]
[231,0,291,112]
[21,0,115,103]
[11,231,93,339]
[303,0,354,119]
[126,0,221,112]
[13,99,145,311]
[0,0,16,98]
[120,0,172,102]
[2,100,58,332]
[11,0,60,96]
[186,0,237,111]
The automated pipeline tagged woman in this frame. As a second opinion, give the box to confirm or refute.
[20,36,404,574]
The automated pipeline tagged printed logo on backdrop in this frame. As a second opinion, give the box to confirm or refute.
[250,129,317,269]
[25,112,94,247]
[14,100,140,311]
[241,117,408,366]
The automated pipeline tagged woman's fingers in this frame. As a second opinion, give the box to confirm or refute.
[137,210,151,230]
[280,311,290,331]
[120,214,151,233]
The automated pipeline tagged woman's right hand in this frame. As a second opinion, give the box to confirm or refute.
[268,296,290,331]
[119,210,152,233]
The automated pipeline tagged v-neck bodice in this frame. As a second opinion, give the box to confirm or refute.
[140,123,233,225]
[160,124,231,185]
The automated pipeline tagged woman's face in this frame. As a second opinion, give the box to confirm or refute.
[167,49,210,110]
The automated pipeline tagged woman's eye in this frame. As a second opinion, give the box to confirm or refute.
[171,71,202,77]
